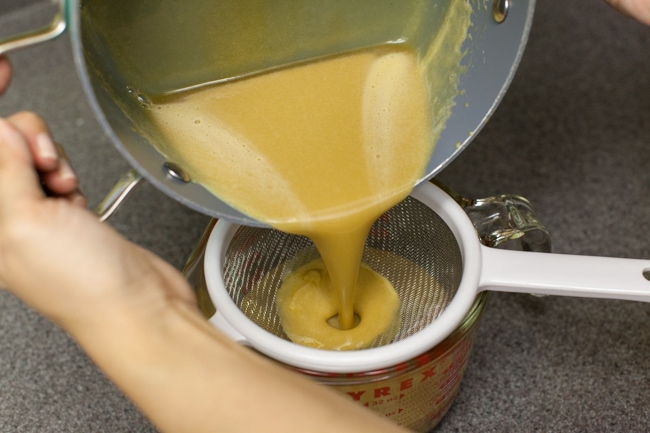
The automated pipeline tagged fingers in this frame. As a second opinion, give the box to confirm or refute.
[6,112,86,205]
[41,142,87,207]
[0,56,11,96]
[0,119,44,211]
[7,112,59,171]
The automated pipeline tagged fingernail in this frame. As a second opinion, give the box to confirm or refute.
[58,158,77,182]
[36,133,58,161]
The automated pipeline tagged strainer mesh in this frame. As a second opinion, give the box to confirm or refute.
[220,196,463,349]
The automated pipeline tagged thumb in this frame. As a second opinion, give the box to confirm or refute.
[0,118,45,213]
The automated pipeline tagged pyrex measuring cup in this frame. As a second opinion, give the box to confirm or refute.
[180,180,550,432]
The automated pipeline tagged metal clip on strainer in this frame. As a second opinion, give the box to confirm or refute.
[202,181,650,373]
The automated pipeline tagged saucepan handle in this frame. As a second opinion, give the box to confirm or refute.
[1,2,141,222]
[478,246,650,302]
[0,0,68,56]
[93,169,144,222]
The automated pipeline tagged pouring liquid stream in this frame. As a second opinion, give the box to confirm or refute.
[139,3,472,345]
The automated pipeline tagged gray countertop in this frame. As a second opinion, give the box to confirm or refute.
[1,1,649,432]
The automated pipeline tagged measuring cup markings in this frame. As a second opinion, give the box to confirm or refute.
[336,336,473,427]
[282,333,470,429]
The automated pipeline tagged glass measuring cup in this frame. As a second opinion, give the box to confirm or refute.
[182,180,551,431]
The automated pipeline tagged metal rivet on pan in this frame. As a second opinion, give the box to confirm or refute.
[163,161,191,183]
[492,0,509,23]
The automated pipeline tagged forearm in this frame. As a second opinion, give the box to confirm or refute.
[70,293,409,433]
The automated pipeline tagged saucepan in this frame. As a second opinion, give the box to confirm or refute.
[0,0,535,225]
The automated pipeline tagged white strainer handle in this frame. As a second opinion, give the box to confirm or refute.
[478,246,650,302]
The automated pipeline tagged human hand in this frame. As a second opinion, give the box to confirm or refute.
[0,113,410,433]
[0,113,197,336]
[604,0,650,25]
[0,58,86,204]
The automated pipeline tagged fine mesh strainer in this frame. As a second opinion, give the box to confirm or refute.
[220,196,462,350]
[204,182,650,373]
